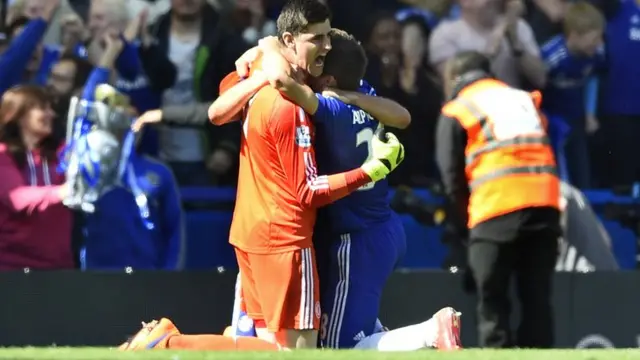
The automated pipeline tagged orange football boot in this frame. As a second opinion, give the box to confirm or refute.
[119,318,180,350]
[432,307,462,350]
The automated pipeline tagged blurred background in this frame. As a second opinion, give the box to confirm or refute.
[1,0,640,272]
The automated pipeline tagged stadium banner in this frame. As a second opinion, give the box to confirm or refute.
[0,271,637,348]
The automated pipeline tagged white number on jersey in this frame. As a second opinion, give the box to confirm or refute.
[473,88,544,140]
[356,127,375,191]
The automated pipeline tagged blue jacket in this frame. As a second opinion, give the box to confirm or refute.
[78,67,185,270]
[0,18,47,94]
[81,153,185,270]
[114,40,162,156]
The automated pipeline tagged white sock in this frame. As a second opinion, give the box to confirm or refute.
[354,319,437,351]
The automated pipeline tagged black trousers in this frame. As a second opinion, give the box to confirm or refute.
[467,231,558,348]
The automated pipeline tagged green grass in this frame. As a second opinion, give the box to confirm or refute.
[0,348,639,360]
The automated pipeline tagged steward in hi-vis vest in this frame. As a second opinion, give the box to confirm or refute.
[435,51,562,349]
[441,76,560,229]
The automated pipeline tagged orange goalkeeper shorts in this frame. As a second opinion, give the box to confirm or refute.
[235,247,321,332]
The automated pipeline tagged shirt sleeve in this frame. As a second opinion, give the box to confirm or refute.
[428,22,458,66]
[0,151,63,214]
[435,114,469,238]
[270,98,370,208]
[540,40,561,77]
[517,19,541,58]
[313,94,348,123]
[219,71,243,95]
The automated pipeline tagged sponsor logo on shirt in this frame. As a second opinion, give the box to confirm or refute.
[296,125,311,148]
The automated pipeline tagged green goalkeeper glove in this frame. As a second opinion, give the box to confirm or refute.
[361,128,405,182]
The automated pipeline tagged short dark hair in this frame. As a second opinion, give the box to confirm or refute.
[322,29,368,91]
[276,0,331,38]
[448,51,492,79]
[58,53,93,92]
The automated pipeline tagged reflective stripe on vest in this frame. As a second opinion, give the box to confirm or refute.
[469,164,558,191]
[454,97,554,166]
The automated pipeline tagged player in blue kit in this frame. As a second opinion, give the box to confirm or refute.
[211,29,461,351]
[275,29,461,351]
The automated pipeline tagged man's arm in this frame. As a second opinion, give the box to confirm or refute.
[208,72,269,125]
[271,75,321,115]
[532,0,567,22]
[264,55,411,129]
[161,103,210,126]
[428,22,458,78]
[271,100,371,208]
[321,90,411,129]
[508,19,547,88]
[435,114,470,237]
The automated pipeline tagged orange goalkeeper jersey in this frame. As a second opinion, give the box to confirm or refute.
[229,85,371,254]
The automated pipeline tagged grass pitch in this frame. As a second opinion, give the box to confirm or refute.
[0,348,639,360]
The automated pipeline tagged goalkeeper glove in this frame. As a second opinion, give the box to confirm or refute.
[361,128,405,182]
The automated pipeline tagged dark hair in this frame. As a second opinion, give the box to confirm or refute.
[57,53,93,92]
[7,16,30,40]
[0,85,58,168]
[448,51,492,78]
[365,11,397,45]
[399,14,432,44]
[323,29,368,91]
[276,0,331,38]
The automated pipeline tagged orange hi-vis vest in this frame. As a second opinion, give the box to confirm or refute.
[441,78,560,228]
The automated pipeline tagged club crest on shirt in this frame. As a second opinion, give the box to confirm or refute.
[144,171,160,188]
[296,125,311,148]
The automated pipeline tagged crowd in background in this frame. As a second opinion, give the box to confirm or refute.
[0,0,639,271]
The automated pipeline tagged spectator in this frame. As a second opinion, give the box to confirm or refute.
[526,0,569,44]
[231,0,277,45]
[47,53,93,103]
[30,12,91,87]
[47,53,93,139]
[0,85,73,270]
[147,0,248,186]
[0,0,60,94]
[130,104,238,186]
[15,0,77,46]
[385,15,444,186]
[429,0,546,89]
[596,0,640,187]
[5,16,44,86]
[82,0,176,156]
[63,33,185,270]
[363,12,401,93]
[540,1,605,189]
[325,0,398,41]
[395,0,457,29]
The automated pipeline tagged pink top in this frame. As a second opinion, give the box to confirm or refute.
[0,143,73,270]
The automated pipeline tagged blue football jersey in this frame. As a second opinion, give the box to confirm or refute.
[601,0,640,116]
[540,34,605,121]
[313,81,392,234]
